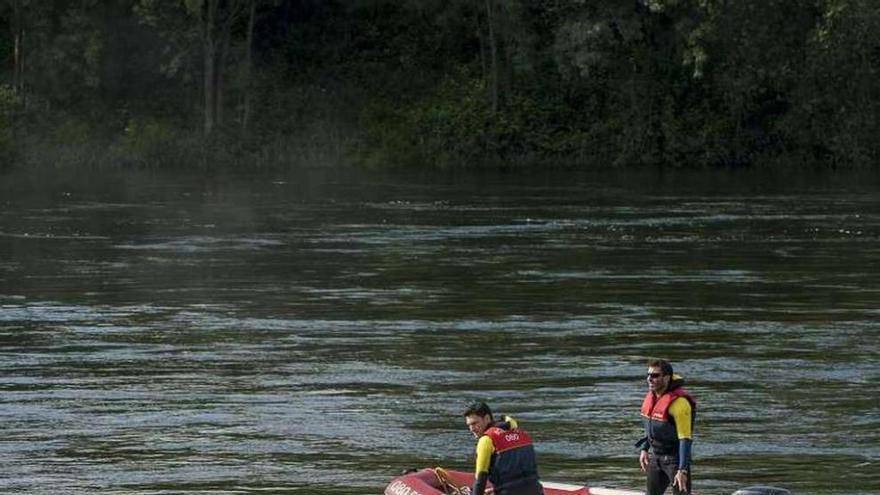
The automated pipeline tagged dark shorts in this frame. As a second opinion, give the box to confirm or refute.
[646,452,690,495]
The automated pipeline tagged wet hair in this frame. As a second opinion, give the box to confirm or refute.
[647,358,674,376]
[463,401,493,419]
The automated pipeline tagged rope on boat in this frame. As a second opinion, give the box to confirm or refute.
[433,467,471,495]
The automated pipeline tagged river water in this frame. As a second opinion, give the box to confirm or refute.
[1,167,878,495]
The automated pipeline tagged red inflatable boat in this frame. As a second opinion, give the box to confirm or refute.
[383,468,642,495]
[383,468,792,495]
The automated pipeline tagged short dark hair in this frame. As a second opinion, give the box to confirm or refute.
[463,401,493,419]
[647,358,674,376]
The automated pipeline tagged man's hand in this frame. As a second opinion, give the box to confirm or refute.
[672,469,688,493]
[639,450,649,473]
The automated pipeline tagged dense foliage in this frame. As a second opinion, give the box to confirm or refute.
[1,0,878,169]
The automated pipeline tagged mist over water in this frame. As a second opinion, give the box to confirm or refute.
[1,168,878,495]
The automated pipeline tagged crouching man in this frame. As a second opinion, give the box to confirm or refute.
[463,402,543,495]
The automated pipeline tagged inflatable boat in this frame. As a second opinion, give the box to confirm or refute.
[383,468,791,495]
[383,468,614,495]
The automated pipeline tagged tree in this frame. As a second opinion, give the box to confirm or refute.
[137,0,251,137]
[190,0,250,136]
[9,0,24,96]
[240,0,256,133]
[782,0,880,165]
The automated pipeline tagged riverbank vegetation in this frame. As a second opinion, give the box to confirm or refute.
[1,0,879,169]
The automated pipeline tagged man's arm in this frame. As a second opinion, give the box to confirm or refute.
[668,397,693,470]
[669,398,692,492]
[471,436,494,495]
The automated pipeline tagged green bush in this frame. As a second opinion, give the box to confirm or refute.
[109,117,180,166]
[361,72,572,168]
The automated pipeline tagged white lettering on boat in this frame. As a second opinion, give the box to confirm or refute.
[386,480,425,495]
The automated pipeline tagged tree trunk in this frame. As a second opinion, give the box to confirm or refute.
[241,0,256,134]
[203,0,218,136]
[484,0,498,114]
[203,0,246,136]
[12,0,25,97]
[474,9,487,83]
[216,23,231,128]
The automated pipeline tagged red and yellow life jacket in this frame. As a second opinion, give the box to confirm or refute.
[640,386,696,455]
[482,426,540,494]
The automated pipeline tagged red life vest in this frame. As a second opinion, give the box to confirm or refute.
[640,386,696,455]
[641,386,695,422]
[484,426,534,452]
[482,426,540,493]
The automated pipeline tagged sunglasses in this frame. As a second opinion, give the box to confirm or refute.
[646,372,665,379]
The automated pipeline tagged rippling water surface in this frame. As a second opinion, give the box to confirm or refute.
[1,168,878,495]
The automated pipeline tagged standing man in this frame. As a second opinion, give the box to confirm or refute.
[463,402,544,495]
[637,359,696,495]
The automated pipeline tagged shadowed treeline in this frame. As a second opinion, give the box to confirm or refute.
[1,0,879,169]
